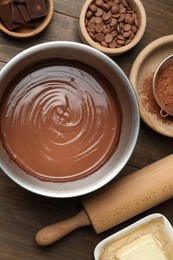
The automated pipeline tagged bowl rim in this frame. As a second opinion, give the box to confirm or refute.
[0,0,54,38]
[79,0,147,56]
[0,41,140,198]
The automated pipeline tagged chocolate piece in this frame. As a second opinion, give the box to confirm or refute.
[13,0,27,4]
[18,4,32,22]
[0,2,21,30]
[26,0,47,19]
[11,1,27,24]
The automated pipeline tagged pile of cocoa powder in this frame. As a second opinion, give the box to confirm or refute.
[139,73,173,125]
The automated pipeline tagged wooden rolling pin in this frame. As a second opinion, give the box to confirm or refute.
[35,154,173,246]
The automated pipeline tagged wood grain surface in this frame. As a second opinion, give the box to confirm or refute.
[0,0,173,259]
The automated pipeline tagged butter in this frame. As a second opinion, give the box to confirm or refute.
[115,234,167,260]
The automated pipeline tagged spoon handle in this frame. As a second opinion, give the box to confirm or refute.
[35,209,91,246]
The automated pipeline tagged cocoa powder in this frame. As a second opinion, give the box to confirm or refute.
[154,63,173,116]
[139,73,173,124]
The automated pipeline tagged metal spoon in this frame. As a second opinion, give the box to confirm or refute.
[153,54,173,117]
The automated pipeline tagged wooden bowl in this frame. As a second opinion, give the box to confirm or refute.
[129,35,173,137]
[79,0,146,56]
[0,0,54,38]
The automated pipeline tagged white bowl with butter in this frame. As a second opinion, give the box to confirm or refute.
[94,213,173,260]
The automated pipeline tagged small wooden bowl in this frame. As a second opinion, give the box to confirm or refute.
[79,0,146,56]
[0,0,54,38]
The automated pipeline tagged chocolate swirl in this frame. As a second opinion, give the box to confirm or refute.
[0,62,121,182]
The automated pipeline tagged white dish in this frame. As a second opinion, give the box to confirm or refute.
[94,213,173,259]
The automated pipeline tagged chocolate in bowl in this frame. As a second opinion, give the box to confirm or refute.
[0,42,139,197]
[0,60,121,182]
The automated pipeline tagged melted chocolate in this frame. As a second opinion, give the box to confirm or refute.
[0,60,121,182]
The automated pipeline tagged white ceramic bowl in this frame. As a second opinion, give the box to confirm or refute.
[0,41,139,198]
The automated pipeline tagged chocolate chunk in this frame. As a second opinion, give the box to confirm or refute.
[13,3,37,27]
[18,4,32,22]
[0,2,21,30]
[11,1,27,24]
[26,0,47,19]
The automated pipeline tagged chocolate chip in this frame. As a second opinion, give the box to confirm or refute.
[123,30,131,38]
[89,32,96,40]
[119,7,126,14]
[110,18,117,26]
[117,39,125,45]
[95,32,105,41]
[123,23,131,31]
[117,34,125,40]
[105,33,113,43]
[95,0,104,6]
[111,5,120,14]
[111,30,118,38]
[88,20,95,29]
[95,23,103,32]
[131,25,137,33]
[90,4,97,13]
[109,40,117,48]
[86,10,93,20]
[102,4,110,11]
[95,16,102,24]
[118,13,125,22]
[95,8,103,17]
[102,11,112,21]
[101,40,108,47]
[103,28,111,35]
[18,4,32,22]
[128,16,135,24]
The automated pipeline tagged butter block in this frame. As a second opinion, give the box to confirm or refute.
[115,234,167,260]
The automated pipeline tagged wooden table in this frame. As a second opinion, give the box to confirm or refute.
[0,1,173,259]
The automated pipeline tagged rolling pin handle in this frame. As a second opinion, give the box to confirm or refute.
[35,209,91,246]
